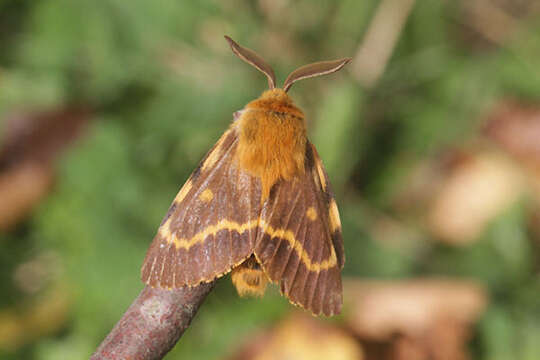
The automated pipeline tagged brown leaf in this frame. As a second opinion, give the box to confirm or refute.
[0,107,90,230]
[0,107,90,170]
[345,279,487,341]
[0,162,54,231]
[427,152,524,244]
[229,313,364,360]
[484,101,540,169]
[345,279,487,360]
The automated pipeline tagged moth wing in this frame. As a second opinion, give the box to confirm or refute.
[254,142,344,316]
[141,128,261,288]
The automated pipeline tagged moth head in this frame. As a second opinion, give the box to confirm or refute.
[224,36,352,93]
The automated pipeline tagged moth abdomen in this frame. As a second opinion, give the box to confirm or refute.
[231,255,269,297]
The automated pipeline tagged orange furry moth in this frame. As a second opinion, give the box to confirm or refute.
[141,36,350,316]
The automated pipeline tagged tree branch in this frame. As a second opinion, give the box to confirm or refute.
[91,282,215,360]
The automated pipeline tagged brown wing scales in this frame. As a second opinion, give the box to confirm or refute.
[254,142,343,316]
[141,131,344,315]
[141,129,262,288]
[311,144,345,269]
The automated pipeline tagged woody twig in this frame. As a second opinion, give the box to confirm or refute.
[90,282,215,360]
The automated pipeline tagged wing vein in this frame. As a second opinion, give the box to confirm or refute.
[278,199,306,288]
[267,184,302,279]
[257,184,283,258]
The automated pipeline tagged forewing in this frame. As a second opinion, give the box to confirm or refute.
[141,128,262,288]
[310,144,344,269]
[254,142,344,316]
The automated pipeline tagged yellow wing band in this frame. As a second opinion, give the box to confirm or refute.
[159,218,337,272]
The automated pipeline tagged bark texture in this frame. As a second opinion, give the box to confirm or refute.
[91,282,215,360]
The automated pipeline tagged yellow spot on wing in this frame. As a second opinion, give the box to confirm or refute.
[202,130,229,171]
[175,181,192,204]
[329,200,341,233]
[316,160,327,191]
[306,206,318,221]
[160,218,173,239]
[199,189,214,202]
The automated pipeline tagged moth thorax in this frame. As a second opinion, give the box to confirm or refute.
[231,256,269,298]
[236,89,307,200]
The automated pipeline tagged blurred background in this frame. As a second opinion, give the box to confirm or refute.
[1,0,539,359]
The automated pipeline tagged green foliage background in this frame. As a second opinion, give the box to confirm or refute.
[0,0,539,359]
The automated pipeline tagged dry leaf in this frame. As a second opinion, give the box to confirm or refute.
[0,162,54,231]
[345,279,487,360]
[428,152,524,244]
[0,107,89,230]
[229,313,363,360]
[345,279,487,340]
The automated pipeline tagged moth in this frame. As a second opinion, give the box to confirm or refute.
[141,36,350,316]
